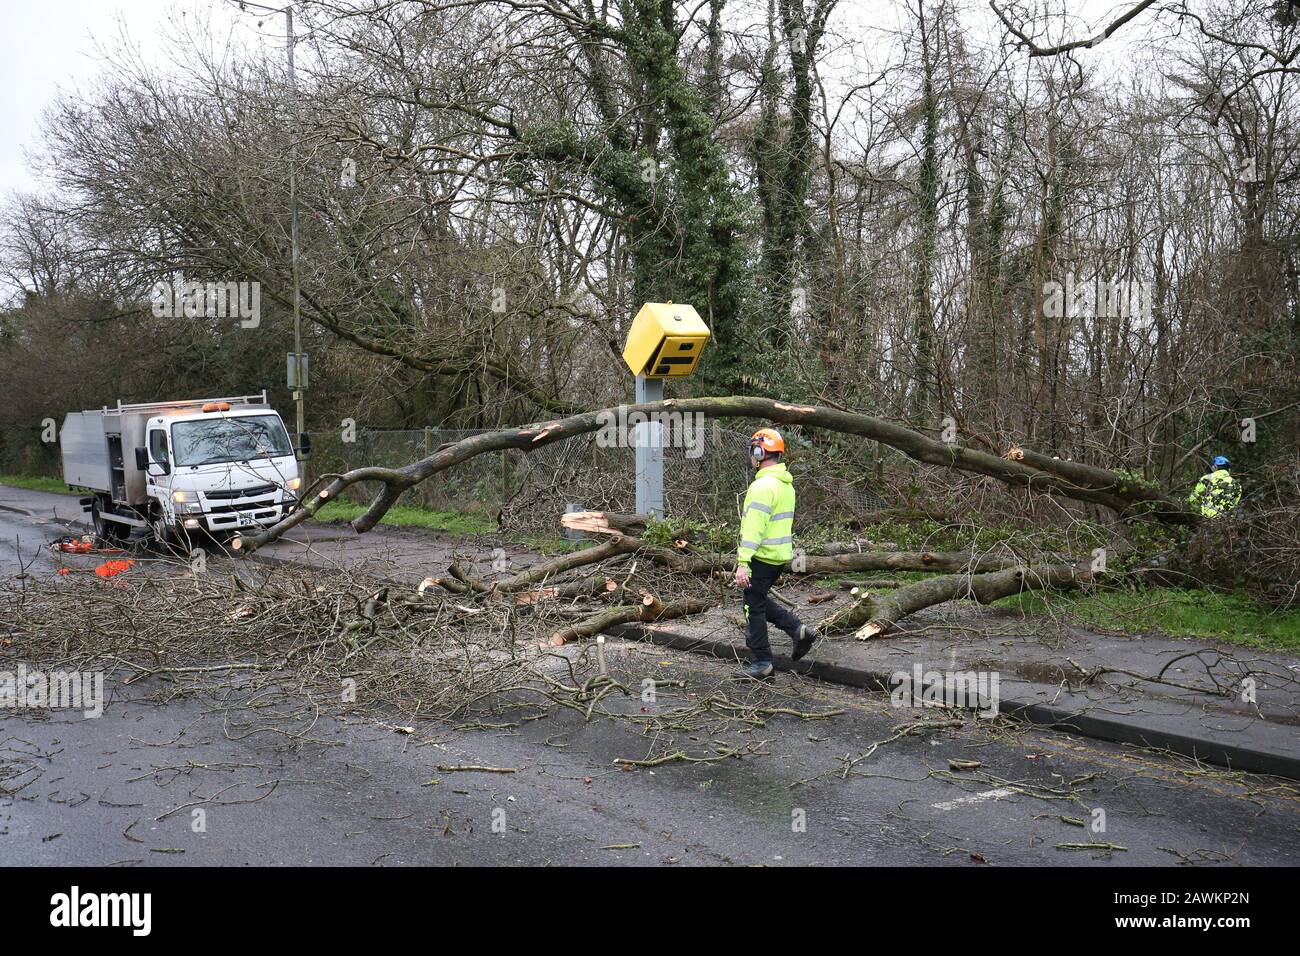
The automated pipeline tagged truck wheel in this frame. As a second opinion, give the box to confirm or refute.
[149,517,184,553]
[91,502,129,544]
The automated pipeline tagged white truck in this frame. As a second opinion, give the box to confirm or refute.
[60,392,304,545]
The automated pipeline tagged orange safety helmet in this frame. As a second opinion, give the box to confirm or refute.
[750,427,786,458]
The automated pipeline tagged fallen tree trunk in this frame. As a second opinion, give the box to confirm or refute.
[420,533,1031,597]
[417,534,1096,643]
[820,564,1095,639]
[564,514,908,555]
[563,513,900,554]
[420,539,637,596]
[799,550,1031,574]
[636,544,1031,575]
[491,537,639,592]
[237,395,1198,552]
[1005,447,1169,505]
[817,539,901,555]
[515,573,622,605]
[548,596,715,646]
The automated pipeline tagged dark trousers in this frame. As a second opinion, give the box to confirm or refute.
[743,558,805,664]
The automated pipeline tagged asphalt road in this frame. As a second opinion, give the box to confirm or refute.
[2,485,1298,866]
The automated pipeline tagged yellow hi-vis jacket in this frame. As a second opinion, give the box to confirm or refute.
[738,462,796,567]
[1188,468,1241,518]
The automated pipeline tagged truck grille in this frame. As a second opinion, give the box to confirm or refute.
[207,496,277,514]
[205,483,278,500]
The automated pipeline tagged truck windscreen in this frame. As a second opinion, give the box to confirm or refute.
[171,415,293,467]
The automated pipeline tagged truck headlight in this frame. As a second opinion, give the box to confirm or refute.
[286,477,302,491]
[172,490,188,503]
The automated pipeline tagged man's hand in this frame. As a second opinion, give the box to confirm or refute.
[734,564,751,589]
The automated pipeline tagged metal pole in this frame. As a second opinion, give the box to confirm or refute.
[286,5,305,482]
[634,374,664,517]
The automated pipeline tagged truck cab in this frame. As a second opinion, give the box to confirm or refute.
[142,402,301,541]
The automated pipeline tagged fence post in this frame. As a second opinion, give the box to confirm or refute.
[500,448,509,520]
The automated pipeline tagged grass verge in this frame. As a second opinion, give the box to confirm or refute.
[999,588,1300,651]
[0,474,71,494]
[315,500,496,535]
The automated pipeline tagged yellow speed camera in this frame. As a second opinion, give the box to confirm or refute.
[621,302,710,378]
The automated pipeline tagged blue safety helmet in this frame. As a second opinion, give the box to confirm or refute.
[1212,455,1230,469]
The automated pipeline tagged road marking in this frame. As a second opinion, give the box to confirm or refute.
[931,787,1016,811]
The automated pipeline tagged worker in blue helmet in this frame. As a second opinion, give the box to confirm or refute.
[1188,456,1241,518]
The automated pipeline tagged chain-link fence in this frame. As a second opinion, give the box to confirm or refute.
[307,420,889,534]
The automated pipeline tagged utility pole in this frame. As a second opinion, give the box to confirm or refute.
[285,5,306,482]
[234,0,306,479]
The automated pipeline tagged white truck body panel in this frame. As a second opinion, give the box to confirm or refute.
[59,412,113,494]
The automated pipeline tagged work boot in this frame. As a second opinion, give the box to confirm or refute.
[791,624,818,661]
[738,660,775,681]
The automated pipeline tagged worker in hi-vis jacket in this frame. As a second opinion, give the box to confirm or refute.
[734,428,817,679]
[1188,455,1242,519]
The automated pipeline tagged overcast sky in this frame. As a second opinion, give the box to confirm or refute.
[0,0,1148,198]
[0,0,261,195]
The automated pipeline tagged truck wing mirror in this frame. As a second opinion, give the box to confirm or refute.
[135,447,148,470]
[297,432,312,458]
